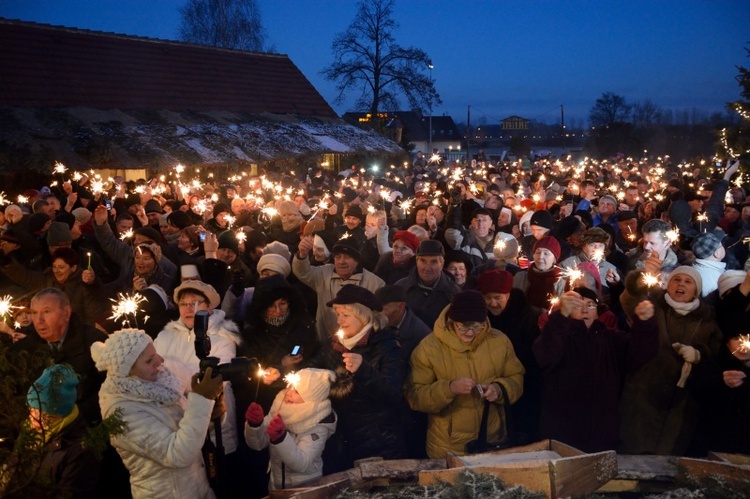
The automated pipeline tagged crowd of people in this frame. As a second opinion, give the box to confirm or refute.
[2,152,750,497]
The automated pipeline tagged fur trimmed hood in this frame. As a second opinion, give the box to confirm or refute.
[161,308,241,347]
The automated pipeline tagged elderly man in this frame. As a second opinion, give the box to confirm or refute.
[406,290,525,458]
[10,287,107,425]
[394,240,461,329]
[445,208,496,270]
[294,234,384,342]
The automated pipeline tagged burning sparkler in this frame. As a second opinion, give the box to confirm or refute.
[0,296,19,320]
[53,162,68,175]
[731,334,750,355]
[120,228,134,241]
[109,293,147,328]
[558,267,583,287]
[665,227,679,245]
[254,364,268,399]
[590,248,605,264]
[642,272,661,288]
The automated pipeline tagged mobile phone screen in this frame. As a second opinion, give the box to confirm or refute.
[291,345,301,356]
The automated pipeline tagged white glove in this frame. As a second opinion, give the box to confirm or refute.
[672,342,700,364]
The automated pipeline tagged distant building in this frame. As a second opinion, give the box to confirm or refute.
[0,19,401,177]
[501,115,530,131]
[343,111,463,157]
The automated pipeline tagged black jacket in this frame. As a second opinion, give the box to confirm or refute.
[313,326,407,473]
[10,316,108,425]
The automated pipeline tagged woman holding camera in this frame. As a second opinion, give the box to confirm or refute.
[153,281,241,458]
[92,329,224,499]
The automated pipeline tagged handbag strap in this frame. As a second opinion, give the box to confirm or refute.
[477,382,513,444]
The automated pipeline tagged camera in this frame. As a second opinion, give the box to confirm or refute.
[194,310,258,380]
[199,356,259,380]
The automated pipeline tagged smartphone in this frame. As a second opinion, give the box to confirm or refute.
[290,345,302,356]
[199,231,206,242]
[105,199,112,211]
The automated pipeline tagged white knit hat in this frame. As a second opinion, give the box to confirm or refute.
[717,270,746,298]
[257,253,291,278]
[293,368,336,403]
[91,329,151,377]
[71,207,92,225]
[668,266,703,297]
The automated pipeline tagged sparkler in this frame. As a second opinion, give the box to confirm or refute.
[0,296,19,319]
[236,230,247,244]
[225,215,236,229]
[53,162,68,175]
[120,228,134,241]
[276,370,302,411]
[642,273,661,288]
[254,364,268,400]
[548,296,560,314]
[17,195,28,205]
[665,227,680,245]
[590,248,605,264]
[731,334,750,355]
[697,212,708,233]
[109,293,147,328]
[0,192,7,205]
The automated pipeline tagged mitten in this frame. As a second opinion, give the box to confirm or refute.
[672,342,700,364]
[265,414,287,444]
[245,402,264,427]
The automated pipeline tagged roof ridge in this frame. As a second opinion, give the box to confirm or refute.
[0,16,289,59]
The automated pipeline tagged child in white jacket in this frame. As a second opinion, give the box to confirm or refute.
[244,368,337,490]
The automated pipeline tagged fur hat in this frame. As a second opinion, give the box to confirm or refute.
[4,204,22,221]
[91,329,152,377]
[717,270,746,298]
[477,269,513,294]
[173,280,221,309]
[257,253,291,278]
[47,221,73,246]
[533,236,561,261]
[135,242,162,264]
[447,290,487,323]
[581,227,611,246]
[293,368,336,403]
[27,364,79,416]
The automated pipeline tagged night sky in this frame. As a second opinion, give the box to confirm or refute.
[1,0,748,126]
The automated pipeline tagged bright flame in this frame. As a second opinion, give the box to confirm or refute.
[0,295,19,319]
[109,293,147,325]
[283,371,301,390]
[642,273,660,288]
[120,228,134,241]
[53,162,68,175]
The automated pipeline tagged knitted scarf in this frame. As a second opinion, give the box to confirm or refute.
[100,368,182,406]
[526,265,560,309]
[664,293,700,316]
[264,312,290,327]
[269,389,333,435]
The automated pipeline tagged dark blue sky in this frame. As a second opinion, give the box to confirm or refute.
[1,0,748,126]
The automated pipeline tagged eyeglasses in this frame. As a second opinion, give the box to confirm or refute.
[575,304,598,310]
[453,323,484,334]
[178,300,207,308]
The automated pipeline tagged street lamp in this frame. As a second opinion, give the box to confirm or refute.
[428,64,433,155]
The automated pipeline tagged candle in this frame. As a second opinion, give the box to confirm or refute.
[87,252,92,270]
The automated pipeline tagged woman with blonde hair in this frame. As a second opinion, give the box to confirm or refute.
[311,285,406,472]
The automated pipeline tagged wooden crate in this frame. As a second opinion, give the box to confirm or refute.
[418,439,617,499]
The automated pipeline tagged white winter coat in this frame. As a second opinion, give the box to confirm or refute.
[154,309,242,453]
[244,412,337,490]
[100,390,215,499]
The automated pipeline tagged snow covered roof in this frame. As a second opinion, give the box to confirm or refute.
[0,19,402,171]
[0,107,403,171]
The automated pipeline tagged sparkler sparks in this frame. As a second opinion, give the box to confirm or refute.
[642,273,661,288]
[109,293,147,327]
[0,296,19,319]
[53,162,68,175]
[732,334,750,355]
[283,371,301,390]
[120,229,134,241]
[590,248,605,264]
[665,227,680,245]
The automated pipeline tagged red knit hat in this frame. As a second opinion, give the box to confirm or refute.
[477,269,513,294]
[393,230,419,253]
[533,236,561,261]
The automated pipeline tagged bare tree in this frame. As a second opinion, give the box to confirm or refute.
[179,0,272,52]
[632,100,664,127]
[588,92,632,128]
[322,0,440,115]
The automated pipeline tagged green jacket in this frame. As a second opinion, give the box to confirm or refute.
[406,306,525,458]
